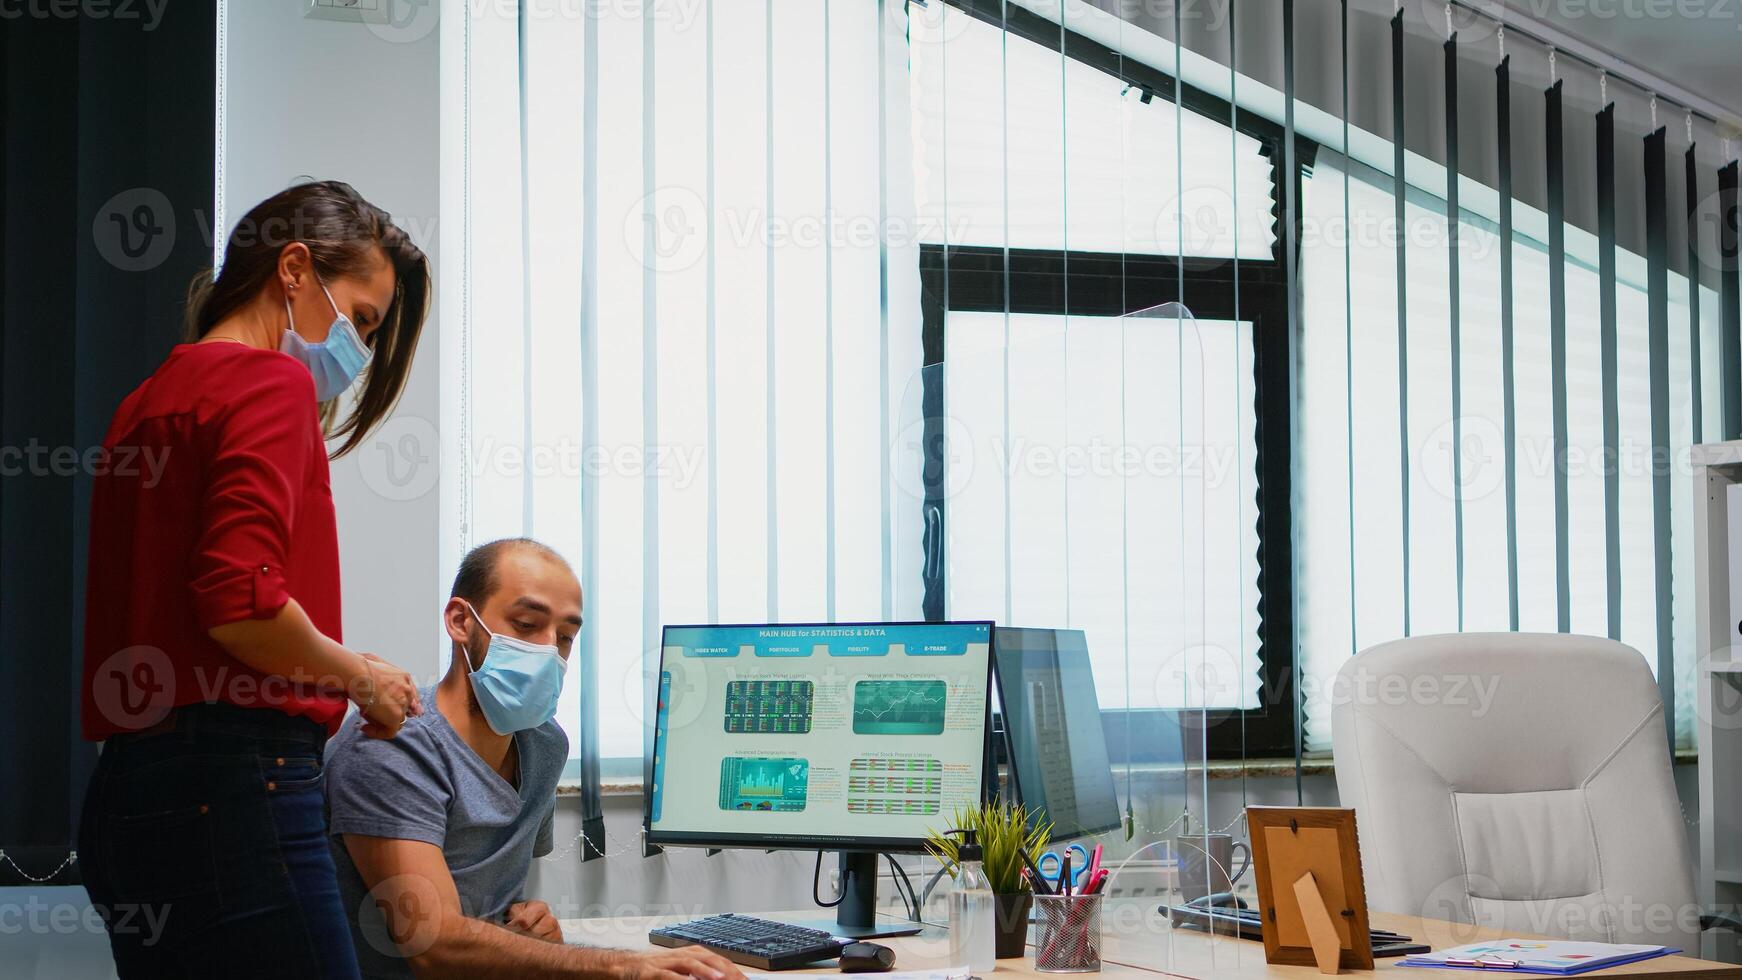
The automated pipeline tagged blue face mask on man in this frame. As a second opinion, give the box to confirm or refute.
[281,278,372,401]
[459,600,569,735]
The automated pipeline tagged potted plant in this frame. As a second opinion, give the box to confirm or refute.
[926,802,1052,959]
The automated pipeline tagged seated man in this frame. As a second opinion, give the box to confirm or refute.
[326,537,744,980]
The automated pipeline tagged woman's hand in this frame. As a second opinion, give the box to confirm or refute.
[352,652,423,739]
[209,599,423,734]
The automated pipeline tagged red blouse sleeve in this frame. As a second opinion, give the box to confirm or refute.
[188,357,321,631]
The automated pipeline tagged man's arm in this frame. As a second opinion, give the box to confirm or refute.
[343,834,747,980]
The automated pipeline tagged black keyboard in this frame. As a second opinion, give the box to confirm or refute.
[648,913,849,971]
[1162,904,1429,957]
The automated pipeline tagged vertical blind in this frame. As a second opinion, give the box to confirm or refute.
[450,0,925,771]
[1295,2,1735,752]
[908,4,1272,715]
[449,0,1742,774]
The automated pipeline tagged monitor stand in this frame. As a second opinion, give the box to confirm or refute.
[779,852,924,940]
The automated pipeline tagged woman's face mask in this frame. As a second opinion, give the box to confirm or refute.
[459,600,569,735]
[281,277,372,401]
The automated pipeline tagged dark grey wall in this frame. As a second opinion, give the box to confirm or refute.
[0,0,216,886]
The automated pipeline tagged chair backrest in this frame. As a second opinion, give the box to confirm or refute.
[1331,632,1697,949]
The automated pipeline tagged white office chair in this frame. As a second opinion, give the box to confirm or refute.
[1331,632,1702,951]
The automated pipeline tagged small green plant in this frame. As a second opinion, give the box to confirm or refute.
[924,802,1052,894]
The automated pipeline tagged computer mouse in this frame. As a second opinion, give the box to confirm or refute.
[838,941,897,973]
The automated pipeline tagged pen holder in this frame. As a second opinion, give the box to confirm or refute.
[1033,893,1103,973]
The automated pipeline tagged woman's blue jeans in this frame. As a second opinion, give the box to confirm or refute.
[77,702,361,979]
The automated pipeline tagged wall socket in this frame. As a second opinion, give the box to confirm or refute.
[304,0,388,24]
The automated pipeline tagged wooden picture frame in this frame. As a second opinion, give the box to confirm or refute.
[1245,806,1375,974]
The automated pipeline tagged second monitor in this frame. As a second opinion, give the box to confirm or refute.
[994,626,1123,842]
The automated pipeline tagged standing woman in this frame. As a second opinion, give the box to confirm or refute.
[78,181,430,979]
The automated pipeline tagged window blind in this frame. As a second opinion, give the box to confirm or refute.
[450,0,926,770]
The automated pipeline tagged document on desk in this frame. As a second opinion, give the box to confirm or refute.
[747,970,970,980]
[1400,940,1676,975]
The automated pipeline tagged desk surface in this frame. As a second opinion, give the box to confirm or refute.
[559,903,1742,980]
[559,910,1157,980]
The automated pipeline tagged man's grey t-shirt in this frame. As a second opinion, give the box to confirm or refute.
[325,686,567,979]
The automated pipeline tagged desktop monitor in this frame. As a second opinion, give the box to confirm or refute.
[646,621,996,936]
[993,627,1123,841]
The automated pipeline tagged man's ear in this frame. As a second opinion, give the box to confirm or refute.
[442,598,472,645]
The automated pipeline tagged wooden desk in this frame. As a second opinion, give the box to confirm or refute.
[558,903,1742,980]
[558,909,1159,980]
[1116,905,1742,980]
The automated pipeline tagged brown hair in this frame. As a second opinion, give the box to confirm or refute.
[184,180,431,457]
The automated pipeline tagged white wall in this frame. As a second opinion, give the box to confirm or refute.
[220,0,448,682]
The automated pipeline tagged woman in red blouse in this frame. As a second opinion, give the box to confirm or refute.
[78,181,430,979]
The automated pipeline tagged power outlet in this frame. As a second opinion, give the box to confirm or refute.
[304,0,388,24]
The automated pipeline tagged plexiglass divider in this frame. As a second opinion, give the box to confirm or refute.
[901,0,1291,968]
[893,304,1258,953]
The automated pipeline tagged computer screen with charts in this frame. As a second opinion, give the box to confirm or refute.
[993,627,1122,841]
[646,621,995,852]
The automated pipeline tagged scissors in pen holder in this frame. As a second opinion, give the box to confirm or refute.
[1036,843,1092,895]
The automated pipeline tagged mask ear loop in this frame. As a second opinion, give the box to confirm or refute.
[459,600,493,674]
[319,279,345,321]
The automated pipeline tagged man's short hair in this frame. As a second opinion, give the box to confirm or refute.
[450,538,571,608]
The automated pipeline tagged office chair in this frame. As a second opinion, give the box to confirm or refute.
[1332,632,1726,952]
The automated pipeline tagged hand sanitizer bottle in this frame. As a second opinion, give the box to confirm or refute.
[945,829,997,972]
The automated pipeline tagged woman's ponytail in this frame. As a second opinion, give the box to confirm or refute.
[182,267,217,342]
